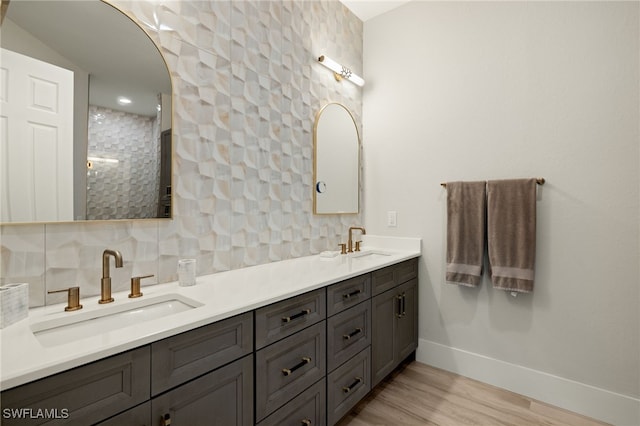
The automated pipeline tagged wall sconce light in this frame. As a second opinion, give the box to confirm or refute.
[317,55,365,87]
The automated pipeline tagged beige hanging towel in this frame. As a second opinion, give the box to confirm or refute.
[446,181,486,287]
[487,178,537,293]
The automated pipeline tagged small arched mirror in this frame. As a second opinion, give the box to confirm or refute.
[313,103,360,214]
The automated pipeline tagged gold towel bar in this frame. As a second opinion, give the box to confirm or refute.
[440,178,545,188]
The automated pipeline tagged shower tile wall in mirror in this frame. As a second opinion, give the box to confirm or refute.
[0,0,363,307]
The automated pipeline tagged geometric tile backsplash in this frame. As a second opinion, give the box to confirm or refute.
[86,105,160,220]
[0,0,363,307]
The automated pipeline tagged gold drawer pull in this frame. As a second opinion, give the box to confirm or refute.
[282,356,312,376]
[396,294,404,318]
[342,376,363,394]
[282,309,311,323]
[342,289,362,300]
[301,419,312,426]
[161,413,171,426]
[343,327,363,340]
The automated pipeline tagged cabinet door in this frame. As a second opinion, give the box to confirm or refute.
[395,278,418,362]
[151,355,253,426]
[1,346,150,426]
[371,289,398,387]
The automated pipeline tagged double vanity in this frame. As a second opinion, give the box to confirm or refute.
[1,236,420,425]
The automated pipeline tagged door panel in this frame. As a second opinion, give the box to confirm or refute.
[1,48,73,222]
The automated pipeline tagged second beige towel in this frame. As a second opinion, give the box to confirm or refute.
[446,181,486,287]
[487,178,537,293]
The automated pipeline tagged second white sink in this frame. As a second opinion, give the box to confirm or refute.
[31,293,203,347]
[349,250,392,260]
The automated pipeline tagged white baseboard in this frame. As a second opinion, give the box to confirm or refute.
[416,338,640,426]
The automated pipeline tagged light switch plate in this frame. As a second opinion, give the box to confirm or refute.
[387,211,397,227]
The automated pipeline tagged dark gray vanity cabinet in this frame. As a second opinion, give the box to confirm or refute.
[1,257,419,426]
[371,259,419,387]
[257,378,326,426]
[151,312,253,396]
[327,347,371,425]
[255,291,327,422]
[326,274,372,425]
[1,347,150,426]
[151,354,254,426]
[326,273,371,317]
[150,312,255,426]
[0,313,254,426]
[255,288,326,349]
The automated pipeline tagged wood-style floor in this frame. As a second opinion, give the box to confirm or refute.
[337,361,610,426]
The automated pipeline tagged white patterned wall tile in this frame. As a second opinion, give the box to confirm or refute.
[86,106,160,220]
[0,225,46,307]
[44,221,158,305]
[0,0,363,304]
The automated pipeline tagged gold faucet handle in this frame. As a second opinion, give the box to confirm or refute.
[338,243,347,255]
[354,241,362,252]
[48,287,83,311]
[129,274,154,298]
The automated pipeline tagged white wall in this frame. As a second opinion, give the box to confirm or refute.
[363,1,639,424]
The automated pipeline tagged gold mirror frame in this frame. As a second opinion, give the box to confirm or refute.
[0,0,173,224]
[313,103,360,215]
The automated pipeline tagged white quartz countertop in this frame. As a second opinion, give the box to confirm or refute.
[1,236,420,390]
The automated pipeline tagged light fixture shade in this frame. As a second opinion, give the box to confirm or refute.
[318,55,365,87]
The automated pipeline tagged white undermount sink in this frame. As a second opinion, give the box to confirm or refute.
[349,250,392,260]
[31,293,203,347]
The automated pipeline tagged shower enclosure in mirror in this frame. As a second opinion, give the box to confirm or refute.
[313,103,360,214]
[0,0,172,223]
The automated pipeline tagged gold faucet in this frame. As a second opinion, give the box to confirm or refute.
[99,249,123,304]
[347,226,366,253]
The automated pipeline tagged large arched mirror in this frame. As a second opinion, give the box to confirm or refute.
[0,0,172,223]
[313,103,360,214]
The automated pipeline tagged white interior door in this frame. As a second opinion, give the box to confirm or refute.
[1,48,74,222]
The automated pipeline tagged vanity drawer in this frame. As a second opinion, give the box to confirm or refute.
[327,299,371,372]
[151,355,253,426]
[151,312,253,396]
[372,258,418,296]
[257,378,326,426]
[395,258,418,286]
[327,273,371,316]
[371,265,395,296]
[255,321,326,421]
[255,288,326,349]
[1,346,150,426]
[327,347,371,426]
